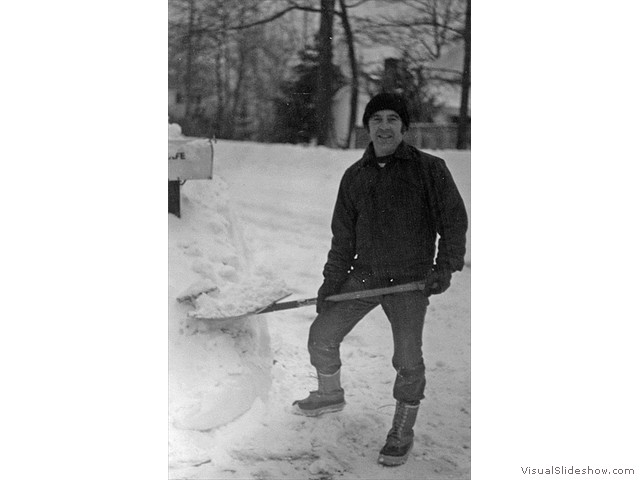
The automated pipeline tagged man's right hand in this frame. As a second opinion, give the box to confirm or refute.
[316,281,341,314]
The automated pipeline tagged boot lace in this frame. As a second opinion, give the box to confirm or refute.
[388,404,410,440]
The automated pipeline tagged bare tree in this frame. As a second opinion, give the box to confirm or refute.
[168,0,380,143]
[337,0,358,148]
[456,0,470,149]
[169,0,205,121]
[316,0,336,146]
[356,0,465,65]
[184,0,196,118]
[193,0,371,145]
[169,0,301,138]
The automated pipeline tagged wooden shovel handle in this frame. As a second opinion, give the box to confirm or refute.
[326,281,427,301]
[259,281,428,314]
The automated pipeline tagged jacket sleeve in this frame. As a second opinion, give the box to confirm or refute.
[430,159,468,272]
[322,172,357,286]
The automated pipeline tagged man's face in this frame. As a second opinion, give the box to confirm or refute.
[368,109,405,157]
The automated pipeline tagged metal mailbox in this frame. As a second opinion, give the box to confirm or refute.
[168,137,214,181]
[168,136,214,217]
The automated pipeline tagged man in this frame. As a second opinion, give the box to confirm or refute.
[293,93,468,466]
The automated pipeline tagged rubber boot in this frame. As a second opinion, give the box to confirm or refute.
[378,401,419,466]
[292,370,345,416]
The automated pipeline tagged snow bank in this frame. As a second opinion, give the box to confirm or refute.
[168,151,280,466]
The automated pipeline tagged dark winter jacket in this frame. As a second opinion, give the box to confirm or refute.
[322,141,468,288]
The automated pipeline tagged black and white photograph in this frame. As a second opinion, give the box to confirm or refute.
[168,0,471,478]
[4,2,640,480]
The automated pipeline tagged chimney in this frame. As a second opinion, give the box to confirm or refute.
[382,58,399,92]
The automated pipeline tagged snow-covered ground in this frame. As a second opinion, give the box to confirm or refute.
[169,138,471,479]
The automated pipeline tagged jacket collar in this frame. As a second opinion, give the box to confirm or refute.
[362,141,413,166]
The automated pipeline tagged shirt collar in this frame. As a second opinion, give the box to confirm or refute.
[362,141,412,166]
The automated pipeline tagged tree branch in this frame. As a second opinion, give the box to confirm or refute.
[365,16,464,35]
[226,5,300,30]
[223,1,364,32]
[344,0,374,7]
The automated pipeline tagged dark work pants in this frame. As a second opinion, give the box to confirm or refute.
[308,274,429,404]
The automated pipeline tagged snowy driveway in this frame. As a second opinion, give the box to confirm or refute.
[171,142,470,479]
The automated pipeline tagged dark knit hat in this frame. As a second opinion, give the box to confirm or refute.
[362,93,410,130]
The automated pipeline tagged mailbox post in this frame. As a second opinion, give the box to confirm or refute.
[168,180,182,217]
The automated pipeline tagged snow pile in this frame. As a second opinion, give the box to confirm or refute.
[168,121,182,138]
[189,279,289,320]
[168,162,283,466]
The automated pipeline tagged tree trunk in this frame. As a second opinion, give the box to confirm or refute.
[456,0,471,150]
[338,0,358,149]
[184,0,196,119]
[316,0,336,146]
[230,44,247,138]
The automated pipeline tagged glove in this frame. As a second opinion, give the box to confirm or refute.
[316,280,342,314]
[427,266,452,295]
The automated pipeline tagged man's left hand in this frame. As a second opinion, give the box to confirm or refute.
[428,267,452,295]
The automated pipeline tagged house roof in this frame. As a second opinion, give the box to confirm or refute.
[429,41,470,114]
[430,42,465,75]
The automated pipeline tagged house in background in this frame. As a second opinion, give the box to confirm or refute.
[168,88,186,119]
[169,87,210,121]
[169,86,217,138]
[428,41,470,125]
[330,85,371,148]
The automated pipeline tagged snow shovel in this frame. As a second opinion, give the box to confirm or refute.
[258,280,429,314]
[188,280,429,321]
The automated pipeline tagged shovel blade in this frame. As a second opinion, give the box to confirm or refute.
[187,293,292,321]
